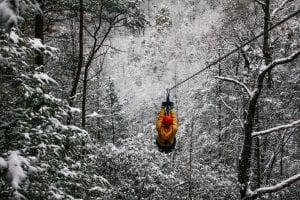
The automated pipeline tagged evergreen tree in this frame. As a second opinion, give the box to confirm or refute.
[0,1,107,199]
[87,76,129,144]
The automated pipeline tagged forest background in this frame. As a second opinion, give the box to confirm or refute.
[0,0,299,199]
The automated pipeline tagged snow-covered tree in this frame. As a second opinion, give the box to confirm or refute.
[0,1,106,199]
[86,76,129,144]
[211,0,300,199]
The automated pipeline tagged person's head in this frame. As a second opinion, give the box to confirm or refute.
[163,115,173,126]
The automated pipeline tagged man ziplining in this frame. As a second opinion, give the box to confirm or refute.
[156,92,178,153]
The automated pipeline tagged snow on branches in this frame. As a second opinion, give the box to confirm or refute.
[243,174,300,200]
[252,119,300,137]
[215,76,252,97]
[0,151,37,190]
[259,50,300,77]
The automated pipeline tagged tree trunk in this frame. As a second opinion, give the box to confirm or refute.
[109,85,115,144]
[96,77,102,141]
[254,137,261,188]
[262,0,272,89]
[238,61,279,198]
[69,0,84,117]
[188,120,194,200]
[280,141,284,177]
[111,110,115,144]
[217,49,222,140]
[35,0,44,67]
[254,105,261,189]
[238,123,254,198]
[79,19,113,126]
[81,63,88,127]
[238,88,260,198]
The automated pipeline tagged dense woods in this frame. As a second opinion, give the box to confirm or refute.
[0,0,299,199]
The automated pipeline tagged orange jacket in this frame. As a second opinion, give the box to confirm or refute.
[156,108,178,146]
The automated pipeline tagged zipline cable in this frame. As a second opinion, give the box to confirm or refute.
[168,9,300,92]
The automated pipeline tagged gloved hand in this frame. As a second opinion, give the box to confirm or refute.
[162,102,174,115]
[162,101,174,108]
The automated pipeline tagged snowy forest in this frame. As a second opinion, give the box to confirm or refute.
[0,0,300,199]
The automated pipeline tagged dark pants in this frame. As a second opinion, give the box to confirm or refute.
[156,138,176,153]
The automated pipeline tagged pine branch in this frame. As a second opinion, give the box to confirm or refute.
[252,119,300,137]
[243,174,300,200]
[215,76,252,97]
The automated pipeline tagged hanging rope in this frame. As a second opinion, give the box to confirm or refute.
[168,9,300,92]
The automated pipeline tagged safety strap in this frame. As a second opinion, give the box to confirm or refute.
[165,90,171,115]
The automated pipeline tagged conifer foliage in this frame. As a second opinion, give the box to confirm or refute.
[0,0,92,199]
[0,0,299,199]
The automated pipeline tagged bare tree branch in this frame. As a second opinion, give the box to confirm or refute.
[83,24,94,37]
[252,119,300,137]
[174,182,188,189]
[271,0,293,18]
[102,44,126,53]
[263,130,294,184]
[240,45,250,69]
[259,50,300,77]
[219,95,244,129]
[255,0,266,7]
[87,48,109,82]
[215,76,252,97]
[243,174,300,200]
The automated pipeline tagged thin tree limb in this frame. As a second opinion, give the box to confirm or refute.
[259,50,300,77]
[219,95,244,129]
[102,44,126,53]
[87,48,109,82]
[83,24,94,37]
[174,182,188,189]
[215,76,252,97]
[255,0,266,7]
[243,173,300,200]
[263,130,294,184]
[252,120,300,137]
[239,45,250,69]
[271,0,293,18]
